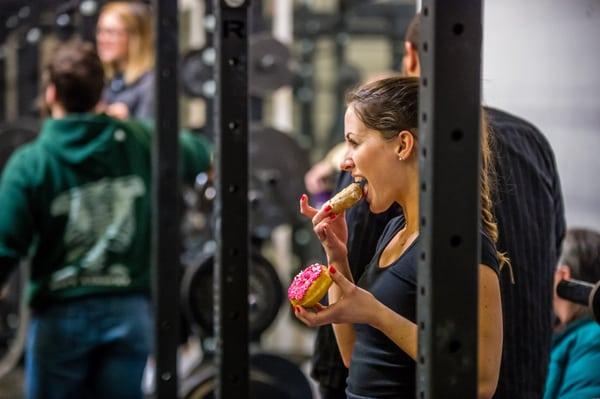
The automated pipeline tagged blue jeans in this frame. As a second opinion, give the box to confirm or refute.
[25,294,154,399]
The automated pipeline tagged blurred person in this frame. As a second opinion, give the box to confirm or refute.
[296,76,504,398]
[0,41,210,399]
[544,228,600,399]
[304,142,346,200]
[96,1,154,121]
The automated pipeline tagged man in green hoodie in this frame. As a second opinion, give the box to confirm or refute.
[0,41,210,399]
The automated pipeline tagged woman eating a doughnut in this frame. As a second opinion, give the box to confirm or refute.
[295,76,504,398]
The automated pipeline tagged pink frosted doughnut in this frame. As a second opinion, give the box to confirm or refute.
[288,263,332,308]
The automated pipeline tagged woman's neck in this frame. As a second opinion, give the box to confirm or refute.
[398,178,420,237]
[112,59,128,75]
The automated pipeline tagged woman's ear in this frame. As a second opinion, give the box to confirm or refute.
[402,42,420,77]
[395,130,415,161]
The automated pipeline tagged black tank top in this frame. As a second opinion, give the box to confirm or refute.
[347,216,500,398]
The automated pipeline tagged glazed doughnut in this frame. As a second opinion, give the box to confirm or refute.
[325,182,364,214]
[288,264,333,308]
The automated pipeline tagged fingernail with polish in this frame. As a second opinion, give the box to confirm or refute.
[323,205,332,213]
[301,194,307,202]
[329,265,337,274]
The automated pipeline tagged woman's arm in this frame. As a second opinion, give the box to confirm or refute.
[327,262,357,367]
[371,301,418,360]
[477,265,503,399]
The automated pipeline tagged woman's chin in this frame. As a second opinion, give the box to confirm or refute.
[367,197,393,215]
[367,200,383,214]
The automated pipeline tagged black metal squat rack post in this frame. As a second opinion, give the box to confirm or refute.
[417,1,483,398]
[213,1,250,398]
[152,0,181,397]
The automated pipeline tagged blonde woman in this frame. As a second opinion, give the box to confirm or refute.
[96,1,154,120]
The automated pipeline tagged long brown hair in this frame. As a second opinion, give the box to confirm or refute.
[347,76,510,271]
[98,2,154,84]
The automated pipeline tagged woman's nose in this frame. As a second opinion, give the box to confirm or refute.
[340,156,354,172]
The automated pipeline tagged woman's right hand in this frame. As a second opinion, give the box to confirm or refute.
[299,194,348,267]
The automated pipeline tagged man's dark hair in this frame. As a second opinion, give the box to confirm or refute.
[405,12,421,49]
[47,40,104,113]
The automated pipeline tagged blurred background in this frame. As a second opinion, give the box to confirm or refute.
[0,0,598,397]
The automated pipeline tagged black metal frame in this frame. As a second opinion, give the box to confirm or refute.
[0,47,5,121]
[152,0,180,397]
[417,1,483,398]
[213,1,250,398]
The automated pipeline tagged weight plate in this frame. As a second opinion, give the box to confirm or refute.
[180,249,284,340]
[0,262,30,380]
[180,353,312,399]
[181,48,214,99]
[249,33,293,97]
[249,125,310,237]
[184,125,310,237]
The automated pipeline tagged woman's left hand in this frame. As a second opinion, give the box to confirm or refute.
[105,102,130,120]
[294,265,380,327]
[300,194,348,266]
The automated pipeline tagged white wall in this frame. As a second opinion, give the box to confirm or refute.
[482,0,600,229]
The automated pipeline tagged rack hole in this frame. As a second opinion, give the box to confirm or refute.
[448,339,462,354]
[453,23,464,36]
[451,129,463,142]
[450,235,462,247]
